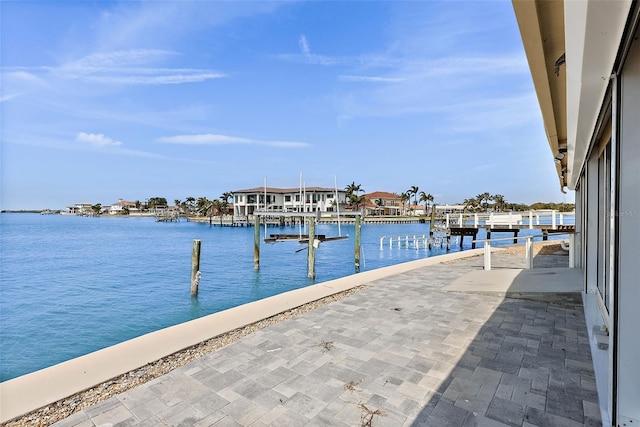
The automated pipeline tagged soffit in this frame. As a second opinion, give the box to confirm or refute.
[512,0,567,190]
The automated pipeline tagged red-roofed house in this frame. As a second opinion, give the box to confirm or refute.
[109,199,137,215]
[363,192,404,216]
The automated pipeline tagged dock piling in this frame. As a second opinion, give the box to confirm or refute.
[307,218,316,279]
[254,215,260,270]
[355,214,361,272]
[191,239,201,296]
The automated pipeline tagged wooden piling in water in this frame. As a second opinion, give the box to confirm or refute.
[191,239,201,296]
[254,215,260,270]
[307,218,315,279]
[354,214,361,271]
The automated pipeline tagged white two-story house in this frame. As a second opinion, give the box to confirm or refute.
[232,186,347,216]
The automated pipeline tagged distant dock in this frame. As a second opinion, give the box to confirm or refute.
[187,214,423,226]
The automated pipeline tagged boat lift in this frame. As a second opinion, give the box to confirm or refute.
[252,210,362,279]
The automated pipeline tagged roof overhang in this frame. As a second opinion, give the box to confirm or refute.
[512,0,567,191]
[512,0,633,191]
[563,0,632,189]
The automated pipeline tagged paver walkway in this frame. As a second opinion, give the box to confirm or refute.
[53,252,600,427]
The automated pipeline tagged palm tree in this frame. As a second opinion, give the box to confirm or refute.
[399,192,410,216]
[209,199,223,225]
[375,198,383,216]
[344,182,364,209]
[349,194,368,212]
[463,198,480,212]
[344,182,363,199]
[407,186,419,208]
[196,197,210,216]
[418,191,434,214]
[185,196,196,214]
[492,194,506,212]
[220,191,233,223]
[221,192,233,209]
[475,192,492,211]
[91,203,102,216]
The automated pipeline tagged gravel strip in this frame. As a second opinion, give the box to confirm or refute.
[4,286,368,427]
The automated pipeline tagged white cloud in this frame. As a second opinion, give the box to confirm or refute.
[0,93,22,103]
[276,52,347,66]
[339,75,406,83]
[157,133,310,148]
[55,49,226,85]
[64,49,175,69]
[76,132,122,148]
[299,35,310,55]
[81,72,225,85]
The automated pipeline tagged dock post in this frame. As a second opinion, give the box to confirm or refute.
[569,233,575,268]
[552,210,557,229]
[254,215,260,270]
[355,214,361,272]
[525,236,533,269]
[474,214,478,228]
[484,241,492,271]
[307,218,316,279]
[529,211,533,229]
[446,214,450,228]
[191,239,201,296]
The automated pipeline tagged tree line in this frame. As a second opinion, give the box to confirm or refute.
[345,183,573,214]
[100,186,573,217]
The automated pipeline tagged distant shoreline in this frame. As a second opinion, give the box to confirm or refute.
[1,210,54,214]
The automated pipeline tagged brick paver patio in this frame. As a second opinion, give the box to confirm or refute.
[53,252,600,427]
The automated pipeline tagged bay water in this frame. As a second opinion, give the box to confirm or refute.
[0,213,562,381]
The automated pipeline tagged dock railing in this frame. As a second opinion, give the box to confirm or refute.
[472,233,575,271]
[444,210,575,229]
[380,234,430,250]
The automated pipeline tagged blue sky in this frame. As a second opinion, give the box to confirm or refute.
[1,1,571,210]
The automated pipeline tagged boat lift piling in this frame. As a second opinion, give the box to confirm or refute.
[252,211,360,278]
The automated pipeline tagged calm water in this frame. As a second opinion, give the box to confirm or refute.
[0,213,567,381]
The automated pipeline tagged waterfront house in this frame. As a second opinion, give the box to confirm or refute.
[64,203,93,215]
[232,186,347,216]
[513,1,639,424]
[109,199,137,215]
[363,191,403,216]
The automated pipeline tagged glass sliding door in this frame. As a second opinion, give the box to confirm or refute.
[596,141,612,314]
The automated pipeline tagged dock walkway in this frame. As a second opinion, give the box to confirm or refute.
[8,249,599,427]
